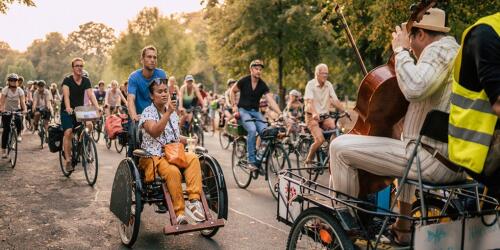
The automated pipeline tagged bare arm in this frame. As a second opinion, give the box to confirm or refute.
[194,86,205,107]
[119,91,127,105]
[104,91,109,106]
[330,98,345,113]
[178,86,185,110]
[493,96,500,118]
[0,93,4,111]
[87,88,100,109]
[20,95,27,112]
[230,84,240,112]
[265,93,281,114]
[142,111,172,138]
[62,85,72,112]
[127,94,138,121]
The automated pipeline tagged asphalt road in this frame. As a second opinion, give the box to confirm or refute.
[0,130,297,249]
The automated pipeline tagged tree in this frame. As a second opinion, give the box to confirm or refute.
[0,0,35,14]
[26,32,69,83]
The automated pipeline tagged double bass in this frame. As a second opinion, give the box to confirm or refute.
[326,1,437,192]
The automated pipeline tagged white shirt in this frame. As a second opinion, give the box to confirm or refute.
[303,79,339,115]
[139,104,181,157]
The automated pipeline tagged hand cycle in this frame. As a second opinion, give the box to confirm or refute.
[0,111,23,168]
[35,107,51,149]
[58,107,100,186]
[295,111,351,182]
[110,121,228,247]
[231,117,291,200]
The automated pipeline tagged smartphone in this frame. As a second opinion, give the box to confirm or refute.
[171,91,177,101]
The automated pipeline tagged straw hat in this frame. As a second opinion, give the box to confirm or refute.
[404,8,450,33]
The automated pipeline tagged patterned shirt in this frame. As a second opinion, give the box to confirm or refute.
[395,36,459,154]
[139,104,180,157]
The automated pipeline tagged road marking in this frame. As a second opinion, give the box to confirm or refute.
[229,207,288,234]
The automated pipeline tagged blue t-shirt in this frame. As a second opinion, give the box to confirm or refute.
[128,68,167,114]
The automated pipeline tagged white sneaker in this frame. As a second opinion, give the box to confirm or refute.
[185,200,206,222]
[17,136,22,142]
[176,214,189,225]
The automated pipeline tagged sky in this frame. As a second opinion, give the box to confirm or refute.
[0,0,204,52]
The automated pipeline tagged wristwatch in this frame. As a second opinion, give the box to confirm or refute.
[394,46,410,55]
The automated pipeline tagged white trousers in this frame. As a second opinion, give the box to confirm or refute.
[329,134,467,204]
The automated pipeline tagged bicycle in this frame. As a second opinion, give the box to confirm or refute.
[293,111,350,181]
[92,113,104,143]
[181,106,204,147]
[35,107,51,149]
[1,111,23,168]
[218,109,234,150]
[231,117,291,199]
[58,107,100,186]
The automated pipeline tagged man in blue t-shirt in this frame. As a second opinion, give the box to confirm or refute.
[127,45,167,122]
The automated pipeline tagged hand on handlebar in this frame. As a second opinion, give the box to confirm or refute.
[66,107,73,115]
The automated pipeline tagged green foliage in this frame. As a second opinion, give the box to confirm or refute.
[0,0,35,14]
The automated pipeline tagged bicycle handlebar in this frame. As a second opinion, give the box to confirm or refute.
[0,111,24,116]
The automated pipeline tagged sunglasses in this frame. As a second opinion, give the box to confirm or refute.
[149,78,168,86]
[7,79,18,82]
[73,64,84,68]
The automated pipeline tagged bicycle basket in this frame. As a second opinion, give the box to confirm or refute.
[74,106,100,122]
[227,122,247,136]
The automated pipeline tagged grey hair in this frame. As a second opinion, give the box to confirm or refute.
[314,64,328,77]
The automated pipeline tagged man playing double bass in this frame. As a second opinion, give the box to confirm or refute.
[329,8,466,245]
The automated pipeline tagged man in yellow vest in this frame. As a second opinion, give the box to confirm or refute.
[448,12,500,193]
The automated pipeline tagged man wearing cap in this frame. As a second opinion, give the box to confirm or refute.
[230,59,282,171]
[329,8,466,244]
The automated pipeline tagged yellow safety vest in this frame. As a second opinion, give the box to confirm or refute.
[449,13,500,173]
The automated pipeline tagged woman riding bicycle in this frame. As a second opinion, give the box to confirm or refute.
[178,75,205,132]
[283,89,304,139]
[0,73,27,157]
[32,80,53,134]
[104,80,127,116]
[139,78,205,224]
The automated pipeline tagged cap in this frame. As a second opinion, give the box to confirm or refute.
[227,78,237,85]
[7,73,19,81]
[250,59,264,68]
[185,75,194,82]
[289,89,301,97]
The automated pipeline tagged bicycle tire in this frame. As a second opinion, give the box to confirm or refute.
[219,130,231,150]
[115,139,125,154]
[59,149,73,177]
[287,207,355,250]
[231,137,251,188]
[117,160,142,247]
[266,144,291,200]
[82,133,98,186]
[8,129,18,168]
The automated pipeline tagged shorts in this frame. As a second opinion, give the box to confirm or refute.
[60,110,81,131]
[209,108,216,119]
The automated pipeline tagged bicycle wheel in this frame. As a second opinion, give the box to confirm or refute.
[412,196,456,225]
[92,123,101,143]
[8,130,18,168]
[117,160,142,247]
[39,123,45,148]
[199,154,228,238]
[287,207,355,250]
[82,133,98,186]
[194,125,204,147]
[219,130,231,150]
[297,137,312,161]
[115,139,125,154]
[59,149,73,177]
[266,144,291,200]
[231,137,251,188]
[104,131,112,149]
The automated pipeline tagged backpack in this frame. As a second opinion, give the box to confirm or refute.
[48,124,64,153]
[105,115,124,139]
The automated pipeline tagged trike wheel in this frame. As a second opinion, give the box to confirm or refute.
[231,137,251,188]
[266,144,291,200]
[287,207,354,250]
[199,155,228,238]
[117,161,142,247]
[82,133,99,186]
[59,149,73,177]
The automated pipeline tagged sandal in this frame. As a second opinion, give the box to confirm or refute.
[385,224,411,246]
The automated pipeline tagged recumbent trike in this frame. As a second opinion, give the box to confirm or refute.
[109,121,228,247]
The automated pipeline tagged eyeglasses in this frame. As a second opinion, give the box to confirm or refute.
[149,78,167,86]
[7,79,18,82]
[73,64,84,68]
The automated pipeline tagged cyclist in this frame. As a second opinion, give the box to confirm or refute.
[61,58,101,171]
[0,73,27,157]
[32,80,53,134]
[230,59,282,171]
[120,81,128,106]
[303,63,347,167]
[167,76,180,96]
[127,45,167,157]
[222,79,237,125]
[94,80,107,107]
[283,89,304,138]
[104,80,127,116]
[178,75,205,132]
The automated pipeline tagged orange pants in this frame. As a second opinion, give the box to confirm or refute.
[139,152,202,216]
